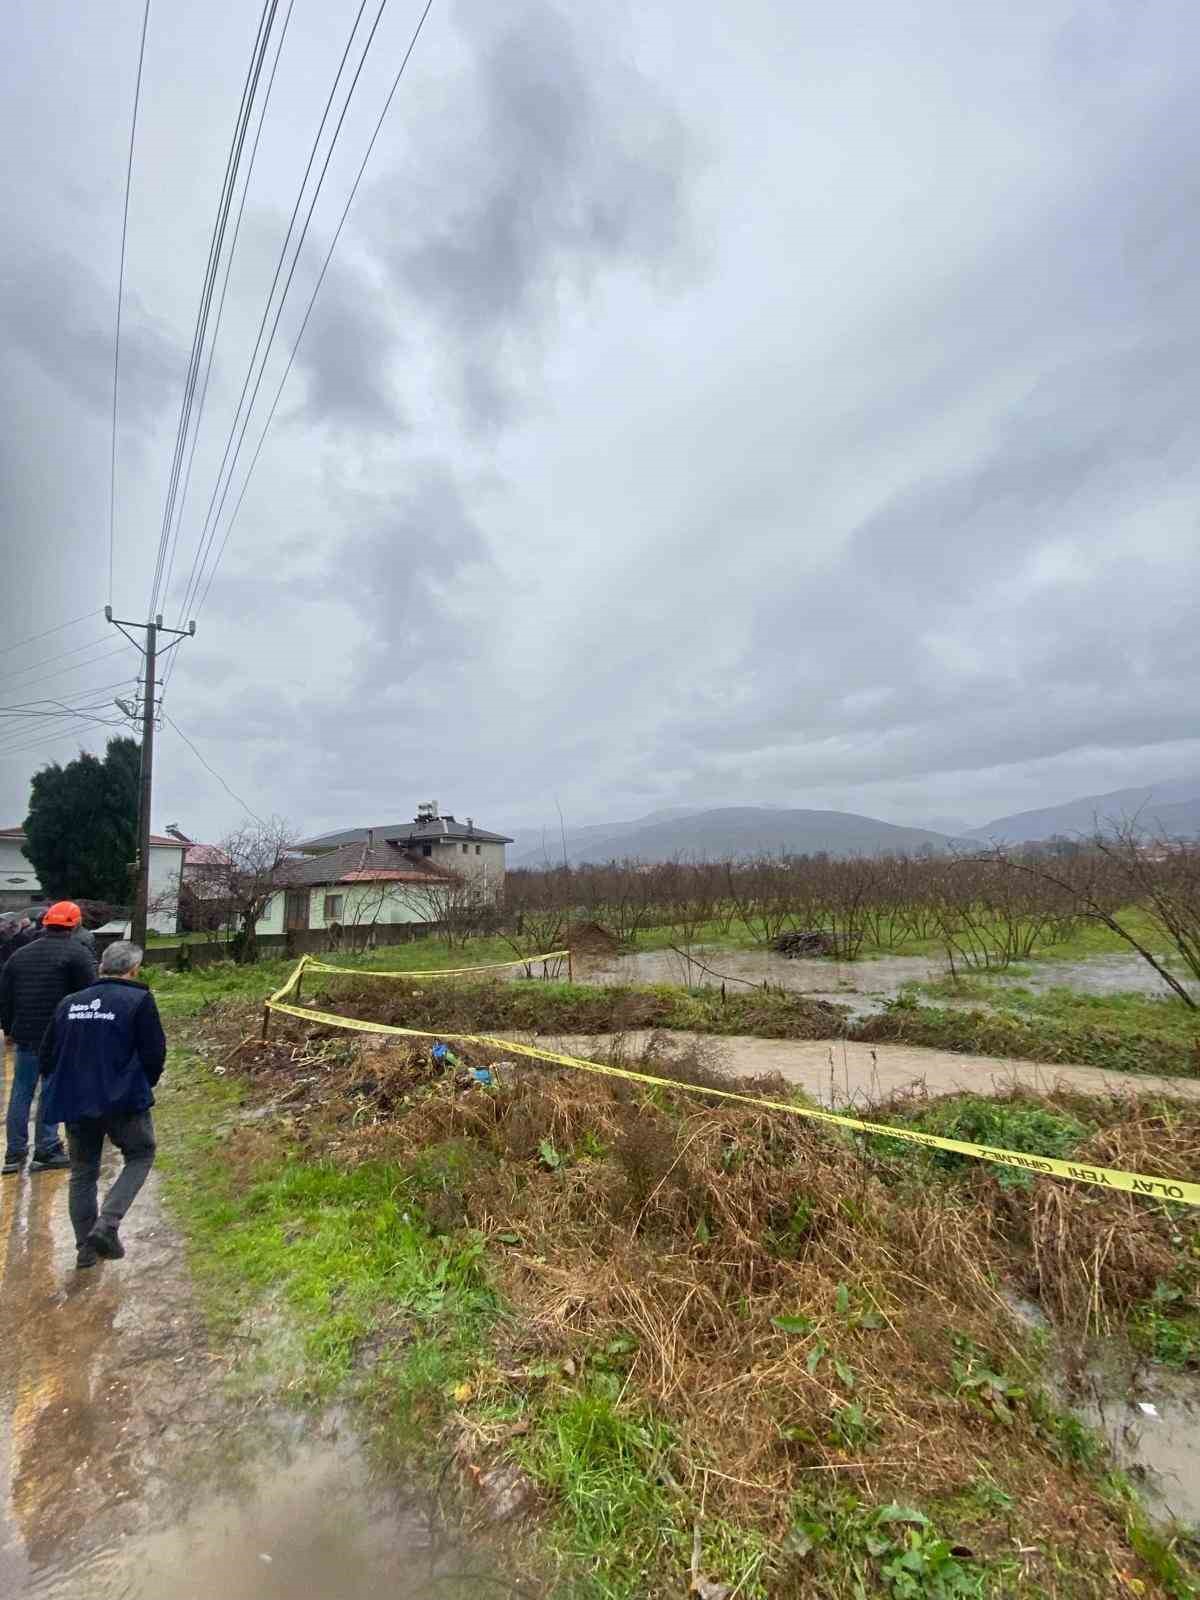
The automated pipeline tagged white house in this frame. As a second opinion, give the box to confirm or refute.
[0,827,43,912]
[257,805,512,934]
[0,825,185,933]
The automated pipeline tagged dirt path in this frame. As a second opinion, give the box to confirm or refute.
[0,1063,486,1599]
[511,1030,1200,1106]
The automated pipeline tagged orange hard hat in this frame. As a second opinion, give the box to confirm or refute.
[42,900,82,928]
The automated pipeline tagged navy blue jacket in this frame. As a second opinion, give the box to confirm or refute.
[38,978,166,1122]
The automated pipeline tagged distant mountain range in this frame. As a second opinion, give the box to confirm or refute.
[509,776,1200,866]
[966,776,1200,845]
[510,806,961,866]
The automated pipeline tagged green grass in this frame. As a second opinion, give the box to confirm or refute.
[858,989,1198,1077]
[157,1051,496,1400]
[891,982,1199,1078]
[1132,1279,1200,1369]
[145,936,566,1018]
[872,1096,1091,1188]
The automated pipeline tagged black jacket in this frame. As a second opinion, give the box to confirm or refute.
[39,977,166,1120]
[0,930,97,1045]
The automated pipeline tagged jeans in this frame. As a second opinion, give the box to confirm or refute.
[4,1043,64,1161]
[66,1111,156,1245]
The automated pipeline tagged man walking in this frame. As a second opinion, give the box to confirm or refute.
[1,900,96,1174]
[38,940,165,1268]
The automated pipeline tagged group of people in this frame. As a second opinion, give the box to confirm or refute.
[0,900,166,1268]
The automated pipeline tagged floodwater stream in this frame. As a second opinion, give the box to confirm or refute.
[0,1081,493,1600]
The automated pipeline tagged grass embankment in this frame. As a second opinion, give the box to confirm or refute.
[159,987,1200,1600]
[876,982,1200,1080]
[302,972,1200,1079]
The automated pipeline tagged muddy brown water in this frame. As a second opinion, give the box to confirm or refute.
[573,946,1198,1014]
[0,1074,494,1599]
[502,1029,1200,1108]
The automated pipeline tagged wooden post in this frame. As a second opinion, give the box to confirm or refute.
[568,947,574,983]
[261,1004,272,1043]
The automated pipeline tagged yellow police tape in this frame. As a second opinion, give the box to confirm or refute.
[266,958,1200,1206]
[304,949,569,981]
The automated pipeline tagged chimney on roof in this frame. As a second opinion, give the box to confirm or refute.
[165,824,192,844]
[417,801,438,823]
[367,828,374,846]
[467,817,474,833]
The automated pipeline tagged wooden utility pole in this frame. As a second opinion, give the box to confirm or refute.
[133,618,156,949]
[106,607,195,949]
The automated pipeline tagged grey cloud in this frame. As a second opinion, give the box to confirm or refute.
[9,0,1200,846]
[289,260,405,430]
[0,251,180,424]
[368,0,701,427]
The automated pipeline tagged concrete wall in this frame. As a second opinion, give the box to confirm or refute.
[422,838,506,896]
[308,882,440,928]
[256,882,440,934]
[256,892,285,934]
[115,918,446,967]
[148,844,185,935]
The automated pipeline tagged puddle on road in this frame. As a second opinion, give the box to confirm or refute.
[0,1108,497,1600]
[23,1429,492,1600]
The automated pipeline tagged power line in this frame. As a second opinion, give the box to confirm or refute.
[191,0,436,630]
[0,631,114,686]
[0,684,140,749]
[148,0,280,617]
[0,642,136,694]
[0,717,129,762]
[165,714,264,823]
[110,0,154,606]
[0,611,101,660]
[0,682,140,719]
[172,0,379,630]
[157,0,299,614]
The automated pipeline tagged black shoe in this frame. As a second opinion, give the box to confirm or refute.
[29,1151,70,1172]
[76,1243,99,1269]
[88,1224,125,1260]
[1,1155,23,1176]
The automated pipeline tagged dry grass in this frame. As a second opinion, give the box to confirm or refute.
[200,1004,1200,1596]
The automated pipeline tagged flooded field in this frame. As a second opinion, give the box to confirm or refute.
[574,946,941,1017]
[0,1122,489,1600]
[572,945,1197,1015]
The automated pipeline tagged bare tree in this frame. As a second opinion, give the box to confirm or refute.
[987,828,1199,1007]
[415,867,496,948]
[188,817,295,965]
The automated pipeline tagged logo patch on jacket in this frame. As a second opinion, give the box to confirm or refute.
[68,998,116,1021]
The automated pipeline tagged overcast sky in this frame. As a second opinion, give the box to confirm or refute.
[3,0,1199,845]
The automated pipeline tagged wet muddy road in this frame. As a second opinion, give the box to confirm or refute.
[0,1089,489,1599]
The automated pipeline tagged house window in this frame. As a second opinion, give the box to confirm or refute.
[475,845,481,855]
[422,844,432,857]
[462,843,469,854]
[324,894,344,922]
